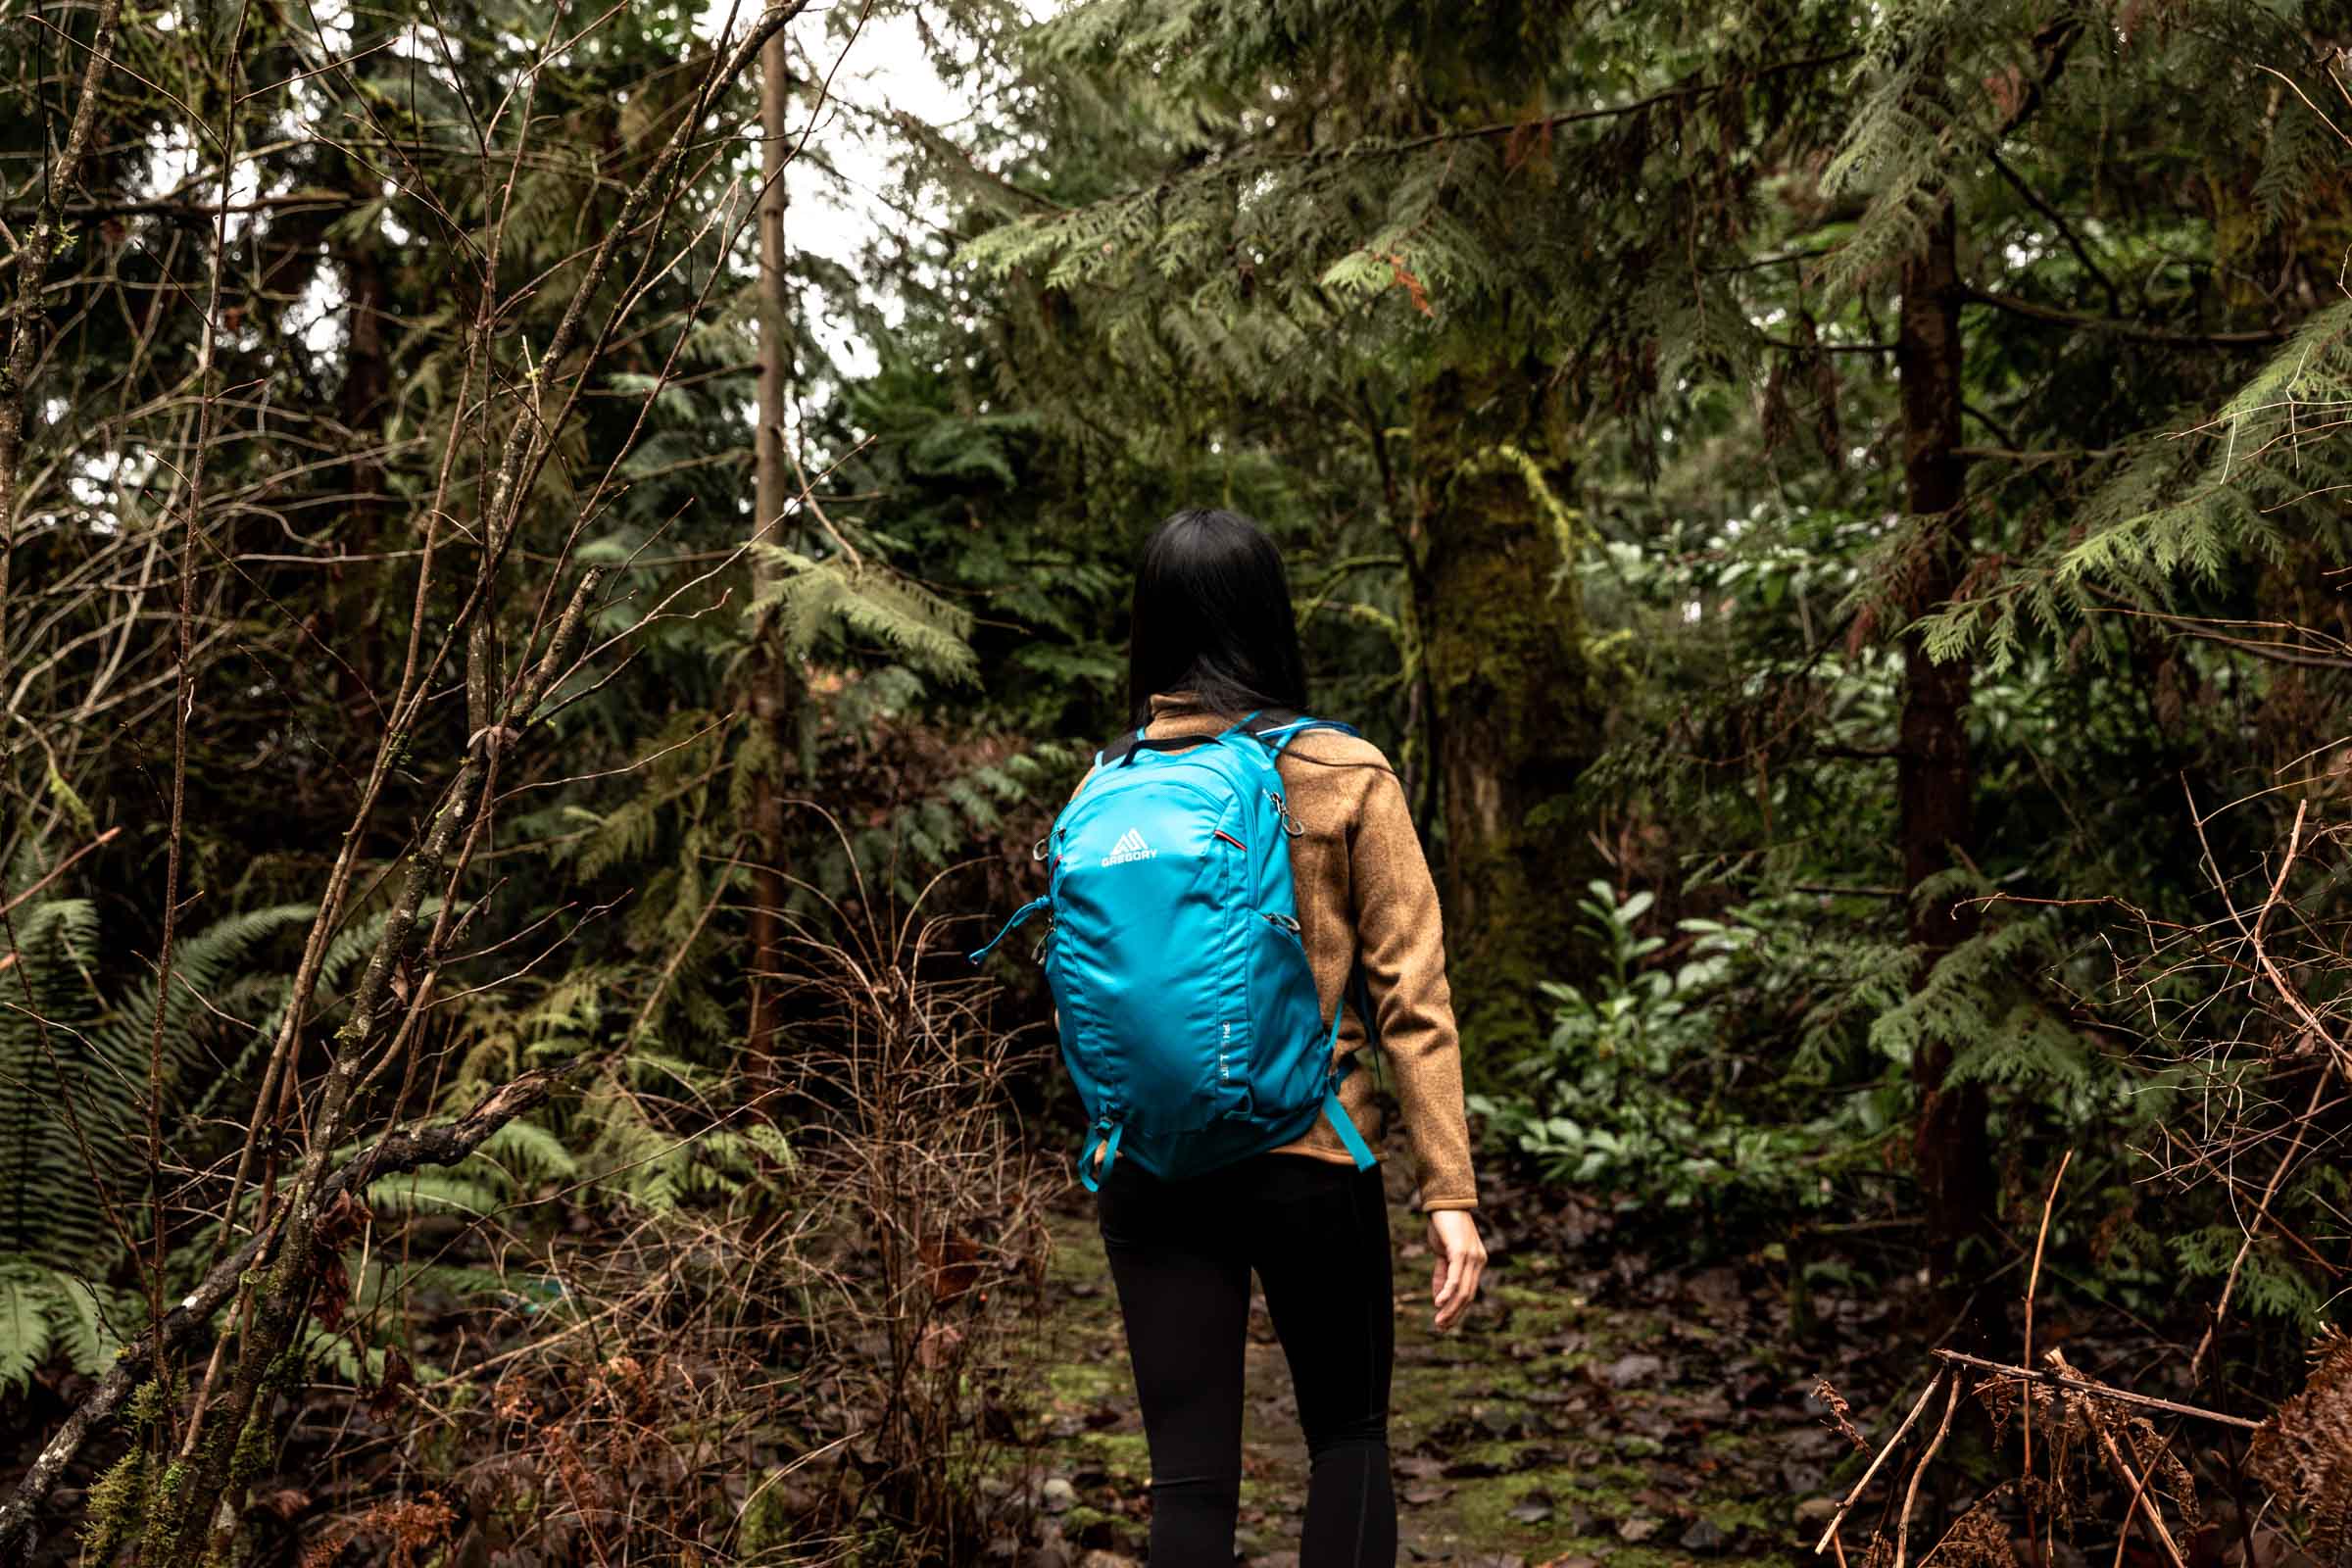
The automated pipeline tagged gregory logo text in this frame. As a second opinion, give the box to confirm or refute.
[1101,828,1156,866]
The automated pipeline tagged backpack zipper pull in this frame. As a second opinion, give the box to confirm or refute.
[1264,788,1304,837]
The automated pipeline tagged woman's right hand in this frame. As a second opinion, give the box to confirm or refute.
[1427,1209,1488,1331]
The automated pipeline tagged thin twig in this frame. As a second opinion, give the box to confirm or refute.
[1893,1371,1964,1568]
[2022,1149,2072,1568]
[0,827,122,918]
[1814,1368,1946,1555]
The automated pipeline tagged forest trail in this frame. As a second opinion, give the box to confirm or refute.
[1007,1164,1859,1568]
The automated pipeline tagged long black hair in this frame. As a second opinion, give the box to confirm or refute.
[1126,508,1308,724]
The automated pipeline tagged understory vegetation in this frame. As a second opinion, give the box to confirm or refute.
[4,0,2352,1563]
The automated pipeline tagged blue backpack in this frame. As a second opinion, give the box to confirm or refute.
[970,712,1379,1190]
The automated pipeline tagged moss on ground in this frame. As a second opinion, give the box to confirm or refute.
[1016,1202,1814,1566]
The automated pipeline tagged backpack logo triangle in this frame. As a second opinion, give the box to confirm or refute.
[1101,828,1154,865]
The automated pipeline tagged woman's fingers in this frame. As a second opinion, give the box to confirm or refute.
[1447,1250,1486,1329]
[1427,1210,1487,1331]
[1431,1248,1463,1324]
[1434,1255,1467,1328]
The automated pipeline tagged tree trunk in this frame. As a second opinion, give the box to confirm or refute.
[1896,197,1993,1306]
[1413,367,1600,1060]
[745,32,796,1080]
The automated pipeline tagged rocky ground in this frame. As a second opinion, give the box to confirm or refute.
[990,1161,1896,1568]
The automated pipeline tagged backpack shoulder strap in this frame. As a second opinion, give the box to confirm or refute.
[1094,710,1356,769]
[1099,707,1288,768]
[1095,724,1152,768]
[1254,714,1358,756]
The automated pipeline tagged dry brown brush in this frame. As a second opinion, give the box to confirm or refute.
[1813,784,2352,1568]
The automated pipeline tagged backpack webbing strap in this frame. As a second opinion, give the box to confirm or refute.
[1322,1081,1377,1170]
[1099,717,1198,768]
[1258,715,1355,756]
[1316,951,1386,1169]
[1078,1115,1124,1192]
[967,895,1049,963]
[1319,981,1379,1170]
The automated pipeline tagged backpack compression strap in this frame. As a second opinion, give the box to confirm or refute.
[1318,986,1379,1170]
[1322,1073,1378,1169]
[968,895,1049,963]
[1078,1114,1125,1193]
[1316,952,1386,1168]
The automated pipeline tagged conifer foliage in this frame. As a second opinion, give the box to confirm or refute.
[5,0,2352,1558]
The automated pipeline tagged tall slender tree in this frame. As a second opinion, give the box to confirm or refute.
[746,26,799,1078]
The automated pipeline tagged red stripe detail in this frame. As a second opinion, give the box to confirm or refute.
[1213,829,1247,851]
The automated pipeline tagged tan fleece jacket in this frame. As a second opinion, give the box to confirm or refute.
[1068,694,1480,1211]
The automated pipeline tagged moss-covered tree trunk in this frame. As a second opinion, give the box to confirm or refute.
[1412,367,1601,1061]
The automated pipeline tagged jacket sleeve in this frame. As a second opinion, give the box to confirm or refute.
[1349,768,1479,1211]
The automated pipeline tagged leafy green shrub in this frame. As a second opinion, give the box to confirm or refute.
[1469,881,1863,1227]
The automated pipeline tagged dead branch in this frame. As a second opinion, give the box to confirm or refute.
[2184,800,2341,1377]
[2050,1349,2188,1568]
[1929,1349,2261,1431]
[1815,1367,1948,1555]
[1894,1370,1966,1568]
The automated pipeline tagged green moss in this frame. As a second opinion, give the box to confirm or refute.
[1445,1473,1567,1543]
[1694,1495,1784,1537]
[1044,1358,1126,1405]
[136,1456,197,1562]
[1057,1503,1143,1549]
[80,1447,149,1559]
[1485,1280,1592,1337]
[1074,1429,1150,1476]
[125,1375,172,1425]
[1410,368,1609,1061]
[228,1403,275,1486]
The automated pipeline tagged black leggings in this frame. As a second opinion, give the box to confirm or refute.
[1094,1151,1396,1567]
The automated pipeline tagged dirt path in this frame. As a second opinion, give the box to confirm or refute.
[1005,1164,1854,1567]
